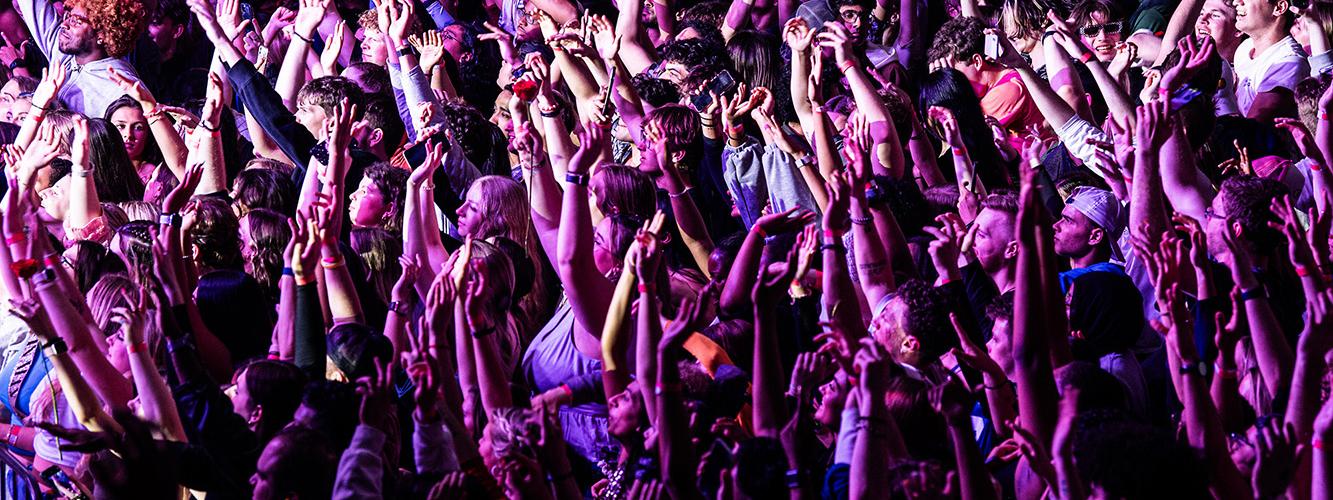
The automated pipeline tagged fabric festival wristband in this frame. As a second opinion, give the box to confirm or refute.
[823,228,845,240]
[1079,52,1094,63]
[10,259,39,279]
[128,341,150,354]
[4,233,24,245]
[637,282,654,294]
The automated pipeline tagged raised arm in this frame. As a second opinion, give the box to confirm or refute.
[819,22,905,180]
[315,103,365,324]
[1012,155,1060,444]
[556,120,616,352]
[644,122,715,275]
[822,173,867,338]
[655,301,705,500]
[752,246,800,438]
[276,0,330,110]
[117,296,188,442]
[10,299,122,434]
[616,0,661,74]
[1048,16,1135,126]
[109,69,188,181]
[462,260,513,414]
[62,119,103,238]
[844,118,895,306]
[1130,101,1172,243]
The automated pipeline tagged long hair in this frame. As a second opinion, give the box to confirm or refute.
[919,69,1009,188]
[463,176,552,338]
[85,118,146,202]
[349,227,403,307]
[243,209,291,304]
[728,30,796,124]
[468,240,522,372]
[104,95,164,167]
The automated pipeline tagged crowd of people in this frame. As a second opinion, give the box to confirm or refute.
[0,0,1326,496]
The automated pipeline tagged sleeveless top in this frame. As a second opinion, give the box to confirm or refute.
[521,300,616,464]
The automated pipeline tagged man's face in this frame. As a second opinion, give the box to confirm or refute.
[1205,189,1233,258]
[147,16,183,55]
[1052,205,1100,258]
[658,60,690,84]
[1233,0,1279,35]
[973,208,1017,275]
[358,28,389,66]
[441,24,469,63]
[1079,11,1123,62]
[295,100,329,138]
[837,5,870,43]
[1197,0,1242,52]
[57,5,97,56]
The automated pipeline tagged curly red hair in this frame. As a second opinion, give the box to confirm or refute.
[64,0,148,58]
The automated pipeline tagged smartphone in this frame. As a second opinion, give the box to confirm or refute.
[42,466,88,500]
[600,70,618,115]
[983,33,1000,60]
[690,70,738,111]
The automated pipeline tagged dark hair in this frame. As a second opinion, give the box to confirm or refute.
[189,197,243,271]
[661,38,730,69]
[298,381,360,449]
[678,0,728,25]
[344,61,393,97]
[981,190,1020,214]
[197,269,276,362]
[1220,175,1290,253]
[239,359,308,442]
[1068,271,1144,360]
[86,118,146,203]
[261,425,338,499]
[631,75,682,108]
[675,19,725,48]
[296,77,366,119]
[360,161,409,232]
[1056,361,1129,412]
[884,376,950,461]
[327,323,394,380]
[243,208,291,304]
[590,164,658,220]
[439,100,497,169]
[150,0,190,25]
[895,279,957,362]
[1069,0,1124,29]
[1074,417,1209,498]
[232,167,297,217]
[919,70,1008,187]
[728,30,796,123]
[349,227,403,307]
[928,16,988,64]
[646,104,703,172]
[104,95,164,166]
[441,22,501,111]
[361,93,407,156]
[833,0,875,10]
[67,240,128,293]
[701,319,755,372]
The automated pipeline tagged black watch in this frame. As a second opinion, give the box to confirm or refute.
[1179,361,1209,377]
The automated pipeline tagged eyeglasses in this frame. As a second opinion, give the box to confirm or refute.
[838,9,870,22]
[1078,21,1123,37]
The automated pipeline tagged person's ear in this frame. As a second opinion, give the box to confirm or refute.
[901,335,921,353]
[369,128,385,148]
[1274,0,1290,16]
[1004,240,1019,260]
[173,24,186,41]
[1088,227,1105,246]
[1230,220,1246,240]
[671,150,687,164]
[971,53,986,68]
[248,404,264,427]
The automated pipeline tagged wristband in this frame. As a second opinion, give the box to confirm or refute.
[795,154,815,169]
[321,258,346,269]
[654,381,682,395]
[388,300,411,316]
[397,44,416,57]
[159,213,181,226]
[4,233,24,245]
[42,254,60,267]
[30,268,57,286]
[667,187,693,199]
[9,258,39,279]
[538,107,562,118]
[1318,438,1326,450]
[820,242,846,252]
[1322,110,1330,121]
[565,172,589,186]
[199,121,219,132]
[1079,52,1094,63]
[1297,265,1313,278]
[785,469,807,488]
[74,168,93,178]
[128,341,150,354]
[281,267,294,277]
[727,125,745,137]
[292,31,315,44]
[5,424,19,447]
[1240,287,1268,302]
[472,326,496,338]
[837,60,856,73]
[951,147,968,157]
[41,338,67,357]
[637,282,654,294]
[850,215,874,226]
[295,275,315,286]
[823,228,845,241]
[1312,162,1324,172]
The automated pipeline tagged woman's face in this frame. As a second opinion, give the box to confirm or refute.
[239,216,257,275]
[110,105,149,161]
[455,187,485,238]
[0,80,20,123]
[5,96,30,124]
[348,177,390,228]
[593,219,622,277]
[38,176,69,221]
[105,326,130,375]
[607,383,645,440]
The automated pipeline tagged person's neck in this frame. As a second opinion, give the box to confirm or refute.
[988,265,1015,294]
[1029,48,1046,70]
[1245,22,1289,55]
[977,64,1008,88]
[1072,249,1110,269]
[72,48,108,66]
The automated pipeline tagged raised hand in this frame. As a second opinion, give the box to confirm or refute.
[823,170,853,232]
[751,243,801,305]
[1135,100,1172,151]
[1251,419,1302,499]
[0,33,27,72]
[1275,117,1323,164]
[478,22,518,65]
[188,0,227,42]
[924,213,965,280]
[928,377,973,424]
[31,63,67,113]
[843,112,872,182]
[293,0,331,39]
[754,207,815,237]
[587,15,619,60]
[717,83,754,139]
[817,22,853,63]
[326,102,357,168]
[385,0,415,47]
[568,118,608,174]
[1160,35,1215,93]
[1270,195,1319,272]
[288,208,321,284]
[17,123,61,180]
[1107,42,1137,80]
[783,18,815,53]
[8,298,55,341]
[409,31,446,75]
[403,314,443,420]
[788,351,833,398]
[199,72,225,132]
[319,20,348,74]
[949,313,1004,383]
[218,0,245,41]
[108,67,156,107]
[356,358,395,432]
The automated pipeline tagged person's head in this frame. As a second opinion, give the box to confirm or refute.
[1233,0,1297,36]
[231,166,297,217]
[1205,175,1289,258]
[674,19,725,46]
[985,294,1016,376]
[1000,0,1050,54]
[356,9,389,65]
[64,240,127,293]
[147,0,189,58]
[292,381,359,449]
[1066,271,1144,361]
[480,407,538,476]
[60,0,146,59]
[973,192,1020,276]
[1195,0,1243,54]
[87,273,139,374]
[229,359,307,441]
[82,117,145,203]
[105,96,159,165]
[726,30,782,93]
[457,175,530,240]
[606,382,648,441]
[1074,417,1209,497]
[658,38,729,84]
[642,104,702,173]
[594,214,641,279]
[1053,187,1124,262]
[1070,0,1124,62]
[240,208,291,300]
[326,322,394,381]
[833,0,876,43]
[341,61,392,98]
[441,23,501,111]
[251,425,337,500]
[0,76,37,124]
[441,22,478,67]
[350,93,405,161]
[439,101,498,169]
[186,197,243,272]
[349,227,403,306]
[589,164,658,222]
[630,74,683,108]
[872,279,956,367]
[929,17,995,82]
[197,269,276,361]
[349,162,407,232]
[110,220,153,278]
[294,77,365,139]
[918,70,1006,183]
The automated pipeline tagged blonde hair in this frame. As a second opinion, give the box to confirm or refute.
[465,176,551,339]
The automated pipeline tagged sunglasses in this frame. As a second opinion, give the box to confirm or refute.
[1079,21,1123,37]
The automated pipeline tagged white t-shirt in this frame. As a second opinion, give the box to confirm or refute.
[1233,36,1309,115]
